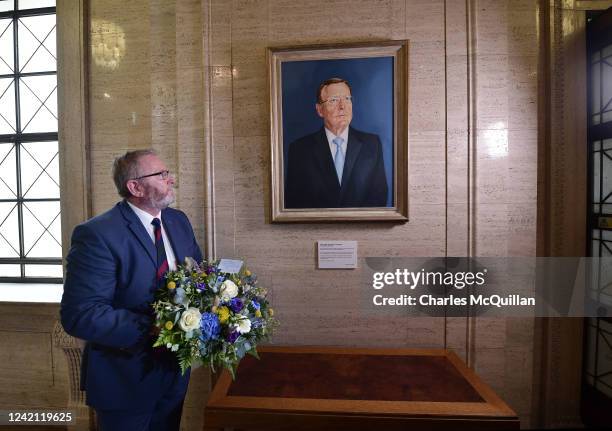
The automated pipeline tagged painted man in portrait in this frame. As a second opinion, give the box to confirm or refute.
[285,77,388,209]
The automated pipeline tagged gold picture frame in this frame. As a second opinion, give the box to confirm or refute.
[269,41,409,222]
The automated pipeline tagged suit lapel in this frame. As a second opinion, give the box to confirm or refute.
[312,128,342,190]
[340,127,363,193]
[161,211,184,265]
[118,200,156,266]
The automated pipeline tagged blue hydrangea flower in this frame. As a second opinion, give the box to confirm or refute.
[173,287,187,305]
[229,297,244,313]
[250,300,260,311]
[195,282,206,291]
[199,312,221,341]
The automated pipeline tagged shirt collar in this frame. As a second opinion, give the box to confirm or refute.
[324,126,349,145]
[127,200,161,226]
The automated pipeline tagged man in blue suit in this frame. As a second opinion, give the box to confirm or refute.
[61,149,202,431]
[285,77,388,209]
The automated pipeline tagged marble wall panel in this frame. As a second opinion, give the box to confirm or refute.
[447,129,469,203]
[474,203,510,256]
[445,0,468,53]
[408,131,446,205]
[209,0,231,66]
[408,40,446,132]
[175,0,207,231]
[150,0,178,167]
[0,331,54,385]
[405,0,444,42]
[475,54,510,130]
[471,345,507,393]
[74,1,541,429]
[0,304,68,410]
[446,55,469,131]
[269,0,394,43]
[89,0,153,214]
[509,9,539,57]
[508,55,538,130]
[473,0,509,56]
[390,0,407,41]
[445,316,468,361]
[504,346,534,428]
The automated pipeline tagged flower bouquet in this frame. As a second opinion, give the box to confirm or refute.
[151,257,277,378]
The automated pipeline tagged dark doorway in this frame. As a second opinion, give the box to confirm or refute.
[583,6,612,429]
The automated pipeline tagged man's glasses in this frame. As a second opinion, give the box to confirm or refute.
[132,170,171,180]
[320,95,352,106]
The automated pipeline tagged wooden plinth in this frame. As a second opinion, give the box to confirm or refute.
[204,346,519,431]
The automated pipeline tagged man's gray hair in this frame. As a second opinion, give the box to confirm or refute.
[112,149,156,198]
[316,77,352,103]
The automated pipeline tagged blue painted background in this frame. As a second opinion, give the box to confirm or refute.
[281,56,394,207]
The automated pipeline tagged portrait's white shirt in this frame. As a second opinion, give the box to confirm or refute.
[325,127,349,163]
[127,201,177,271]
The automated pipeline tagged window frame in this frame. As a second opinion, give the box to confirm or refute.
[0,2,62,283]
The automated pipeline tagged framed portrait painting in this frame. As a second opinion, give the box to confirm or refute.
[269,40,408,222]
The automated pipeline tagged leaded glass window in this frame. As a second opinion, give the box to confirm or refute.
[0,0,61,282]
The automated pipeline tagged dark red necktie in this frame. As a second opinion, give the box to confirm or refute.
[151,218,168,285]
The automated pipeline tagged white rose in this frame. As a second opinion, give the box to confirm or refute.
[232,316,251,334]
[219,280,239,301]
[178,307,202,332]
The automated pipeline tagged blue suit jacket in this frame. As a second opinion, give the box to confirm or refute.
[60,200,203,410]
[284,127,389,208]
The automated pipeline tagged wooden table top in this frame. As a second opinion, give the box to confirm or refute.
[227,351,483,403]
[207,346,518,423]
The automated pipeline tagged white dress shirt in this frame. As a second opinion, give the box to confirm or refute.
[325,127,349,163]
[127,201,177,271]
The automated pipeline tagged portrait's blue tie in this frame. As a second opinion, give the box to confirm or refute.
[333,137,345,184]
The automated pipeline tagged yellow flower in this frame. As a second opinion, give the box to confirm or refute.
[216,306,230,324]
[167,281,176,290]
[268,308,274,317]
[164,321,174,330]
[245,269,252,276]
[255,309,262,318]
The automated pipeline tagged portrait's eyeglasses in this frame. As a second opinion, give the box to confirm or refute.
[320,95,352,106]
[132,170,171,180]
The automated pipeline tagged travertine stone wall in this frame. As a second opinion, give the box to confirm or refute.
[83,0,540,429]
[469,1,539,425]
[0,304,68,411]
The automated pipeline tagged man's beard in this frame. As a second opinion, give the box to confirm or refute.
[146,189,175,210]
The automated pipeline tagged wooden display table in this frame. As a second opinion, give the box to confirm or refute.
[204,346,519,430]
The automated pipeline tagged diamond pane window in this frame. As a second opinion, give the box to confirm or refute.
[19,75,57,132]
[20,141,58,198]
[592,43,612,126]
[0,1,13,13]
[0,78,16,133]
[22,200,60,257]
[0,142,17,198]
[0,2,61,282]
[0,202,19,257]
[0,19,13,74]
[18,0,54,10]
[18,14,55,73]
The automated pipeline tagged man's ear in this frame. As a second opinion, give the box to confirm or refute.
[315,103,324,118]
[125,180,143,197]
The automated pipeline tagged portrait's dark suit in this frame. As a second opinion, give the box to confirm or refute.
[61,200,202,421]
[285,127,388,208]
